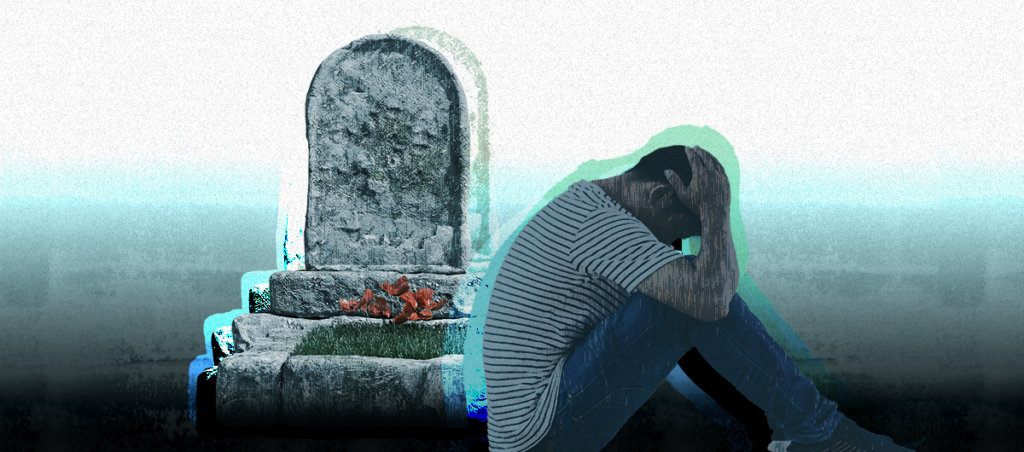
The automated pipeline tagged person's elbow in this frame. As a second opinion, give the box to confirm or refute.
[693,286,732,322]
[693,301,729,322]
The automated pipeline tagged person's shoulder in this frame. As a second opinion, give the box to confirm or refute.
[567,179,603,195]
[552,180,615,209]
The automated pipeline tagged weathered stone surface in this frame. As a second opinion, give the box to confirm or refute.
[216,350,291,426]
[232,313,469,355]
[280,354,465,427]
[305,34,470,273]
[211,326,235,365]
[268,270,480,319]
[231,313,329,353]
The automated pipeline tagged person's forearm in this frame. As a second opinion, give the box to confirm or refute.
[694,207,738,315]
[635,212,736,320]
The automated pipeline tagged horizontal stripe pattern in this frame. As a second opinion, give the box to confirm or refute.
[483,180,684,451]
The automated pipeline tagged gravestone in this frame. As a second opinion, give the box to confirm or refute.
[216,35,478,429]
[305,34,470,273]
[267,34,474,319]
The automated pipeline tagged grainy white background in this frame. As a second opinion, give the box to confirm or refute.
[3,1,1021,206]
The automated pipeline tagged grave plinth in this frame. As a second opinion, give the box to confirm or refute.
[268,270,472,319]
[215,35,481,429]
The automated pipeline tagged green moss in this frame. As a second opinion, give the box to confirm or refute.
[293,321,452,360]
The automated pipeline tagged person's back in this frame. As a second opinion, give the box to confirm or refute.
[483,179,683,451]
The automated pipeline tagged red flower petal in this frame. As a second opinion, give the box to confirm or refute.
[413,288,434,309]
[405,286,425,307]
[402,298,418,316]
[426,298,447,311]
[394,294,417,320]
[339,297,361,312]
[358,288,374,310]
[379,275,410,296]
[399,292,415,307]
[367,297,392,318]
[417,309,433,320]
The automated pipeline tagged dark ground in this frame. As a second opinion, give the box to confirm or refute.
[3,362,1023,451]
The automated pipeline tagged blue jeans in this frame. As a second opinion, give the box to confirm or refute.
[529,292,843,451]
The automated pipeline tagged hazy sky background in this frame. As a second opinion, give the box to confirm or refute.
[3,1,1021,211]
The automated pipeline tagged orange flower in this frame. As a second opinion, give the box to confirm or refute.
[340,288,374,312]
[367,296,392,319]
[379,275,410,296]
[409,288,447,311]
[395,288,446,324]
[344,279,448,324]
[414,288,433,309]
[399,291,418,309]
[393,298,418,324]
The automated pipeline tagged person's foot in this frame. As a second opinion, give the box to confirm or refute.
[787,417,913,451]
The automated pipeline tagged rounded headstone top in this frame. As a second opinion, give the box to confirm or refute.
[304,35,470,273]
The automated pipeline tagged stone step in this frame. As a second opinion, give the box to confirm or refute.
[217,313,470,428]
[267,270,483,319]
[281,354,465,428]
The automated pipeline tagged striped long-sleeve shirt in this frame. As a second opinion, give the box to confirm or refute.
[483,180,684,451]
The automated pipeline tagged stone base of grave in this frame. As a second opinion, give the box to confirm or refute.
[281,354,465,427]
[216,313,469,428]
[268,270,482,319]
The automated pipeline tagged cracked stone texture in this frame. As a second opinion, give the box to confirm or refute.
[304,34,470,273]
[216,349,291,427]
[217,314,336,425]
[280,354,464,427]
[231,313,336,353]
[268,270,479,319]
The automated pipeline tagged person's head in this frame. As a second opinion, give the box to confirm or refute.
[597,145,701,247]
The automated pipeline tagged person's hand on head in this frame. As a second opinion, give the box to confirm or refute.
[664,146,730,223]
[663,166,697,214]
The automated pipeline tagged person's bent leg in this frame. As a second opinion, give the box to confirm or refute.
[678,348,773,448]
[530,291,696,451]
[687,293,843,443]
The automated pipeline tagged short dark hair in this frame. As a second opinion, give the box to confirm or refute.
[626,145,693,186]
